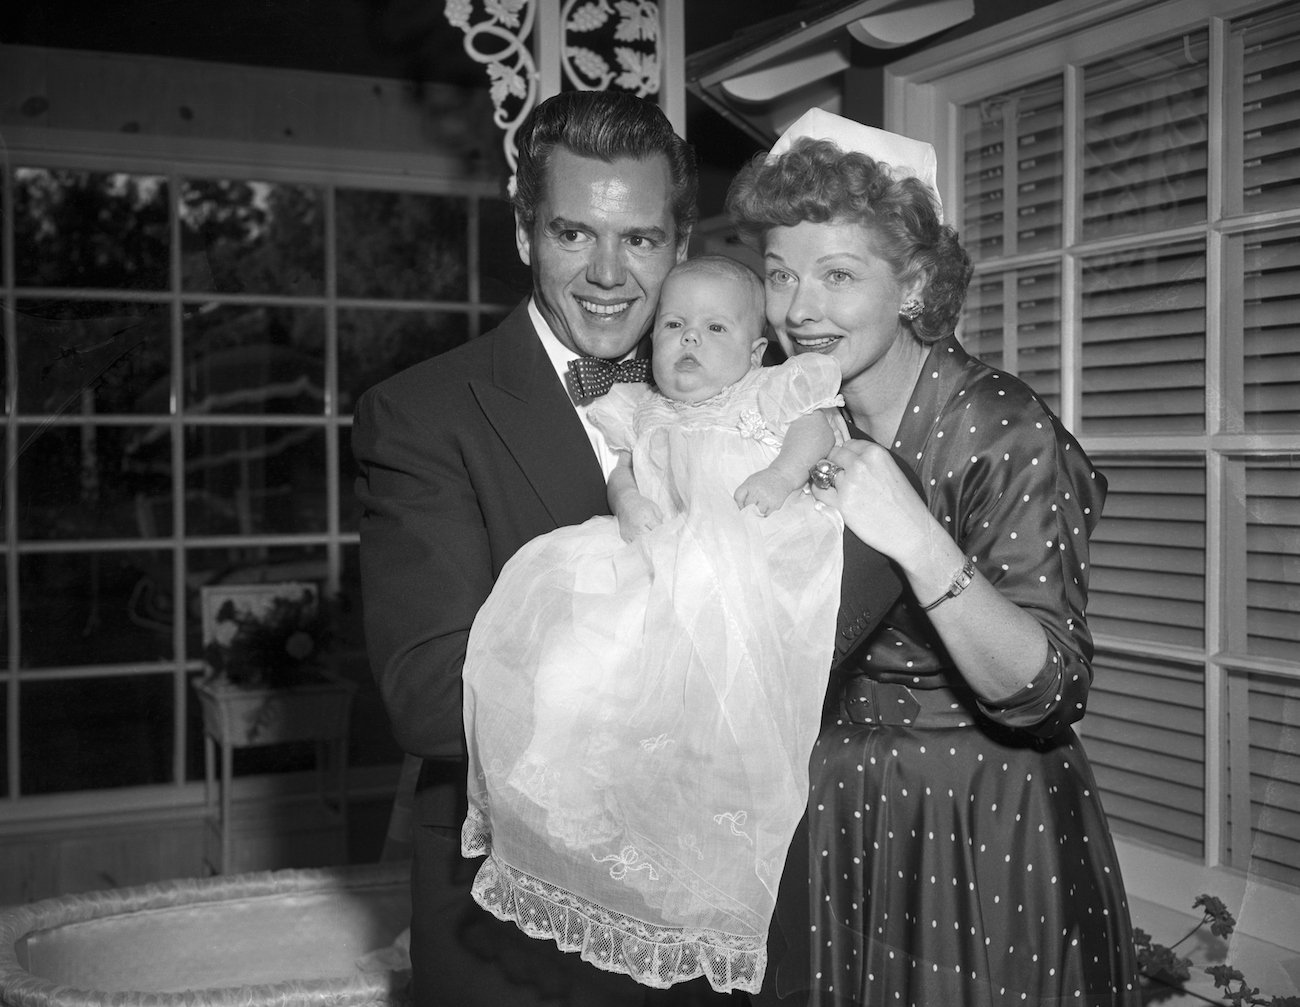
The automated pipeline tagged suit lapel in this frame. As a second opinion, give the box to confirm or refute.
[471,304,609,527]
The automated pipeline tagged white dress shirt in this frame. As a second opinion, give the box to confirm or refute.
[528,298,630,479]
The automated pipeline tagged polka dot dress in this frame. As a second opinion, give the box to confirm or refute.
[800,336,1141,1007]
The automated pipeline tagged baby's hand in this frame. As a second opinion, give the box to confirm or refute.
[734,470,794,516]
[617,494,663,541]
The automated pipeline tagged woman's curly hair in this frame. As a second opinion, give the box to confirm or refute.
[725,137,973,343]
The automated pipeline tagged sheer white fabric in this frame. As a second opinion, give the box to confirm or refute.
[461,356,846,993]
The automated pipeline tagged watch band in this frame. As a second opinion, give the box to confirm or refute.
[920,557,976,612]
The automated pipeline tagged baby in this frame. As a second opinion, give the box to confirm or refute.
[461,256,847,994]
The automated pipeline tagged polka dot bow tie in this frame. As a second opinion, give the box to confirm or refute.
[565,356,650,402]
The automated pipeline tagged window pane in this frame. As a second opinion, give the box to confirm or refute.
[336,190,468,301]
[17,299,171,416]
[184,425,327,536]
[1083,30,1209,240]
[1235,3,1300,214]
[185,545,330,647]
[1231,672,1300,888]
[1088,651,1204,859]
[478,197,531,306]
[960,75,1064,261]
[1244,458,1300,662]
[961,274,1006,370]
[22,674,176,794]
[1013,263,1062,414]
[340,421,362,534]
[19,551,175,667]
[18,424,169,541]
[183,305,325,416]
[338,309,468,412]
[1239,224,1300,434]
[960,265,1061,413]
[14,168,170,290]
[1081,242,1205,435]
[180,179,324,295]
[1088,456,1206,649]
[0,687,7,795]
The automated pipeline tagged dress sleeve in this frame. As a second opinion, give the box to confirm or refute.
[756,355,845,436]
[932,382,1107,736]
[585,383,651,453]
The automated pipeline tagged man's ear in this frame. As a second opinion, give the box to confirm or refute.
[515,210,532,266]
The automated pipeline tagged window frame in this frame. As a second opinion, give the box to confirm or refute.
[884,0,1300,942]
[0,108,511,820]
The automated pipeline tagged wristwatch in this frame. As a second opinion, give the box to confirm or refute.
[920,557,976,612]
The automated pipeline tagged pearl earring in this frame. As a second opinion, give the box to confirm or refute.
[899,298,924,321]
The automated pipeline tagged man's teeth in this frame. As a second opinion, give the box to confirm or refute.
[578,299,630,316]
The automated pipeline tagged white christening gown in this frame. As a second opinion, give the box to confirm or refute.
[461,354,845,994]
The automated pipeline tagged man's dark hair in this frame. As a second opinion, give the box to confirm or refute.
[512,91,698,245]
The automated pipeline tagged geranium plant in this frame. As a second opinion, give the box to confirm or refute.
[1136,894,1299,1006]
[201,584,337,689]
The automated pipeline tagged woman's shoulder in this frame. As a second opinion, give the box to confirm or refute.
[944,341,1059,426]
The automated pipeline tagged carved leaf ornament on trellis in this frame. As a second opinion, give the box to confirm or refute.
[443,0,663,170]
[565,0,661,97]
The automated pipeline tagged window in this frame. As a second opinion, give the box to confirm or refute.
[888,0,1300,901]
[1,159,529,802]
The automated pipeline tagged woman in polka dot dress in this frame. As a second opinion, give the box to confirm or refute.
[727,110,1142,1007]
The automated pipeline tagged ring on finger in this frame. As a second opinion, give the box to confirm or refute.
[808,458,844,491]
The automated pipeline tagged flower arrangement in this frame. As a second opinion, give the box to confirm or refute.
[201,584,336,690]
[1136,894,1299,1006]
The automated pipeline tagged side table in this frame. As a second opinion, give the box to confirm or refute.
[193,675,356,874]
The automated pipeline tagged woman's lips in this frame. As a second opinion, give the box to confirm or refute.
[789,334,840,352]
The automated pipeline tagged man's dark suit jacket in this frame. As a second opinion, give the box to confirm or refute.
[353,300,902,1006]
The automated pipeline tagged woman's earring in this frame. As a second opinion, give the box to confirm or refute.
[900,298,924,321]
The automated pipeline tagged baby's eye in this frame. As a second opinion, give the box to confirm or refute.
[708,323,727,333]
[660,319,681,329]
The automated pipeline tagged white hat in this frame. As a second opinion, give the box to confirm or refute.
[769,107,942,221]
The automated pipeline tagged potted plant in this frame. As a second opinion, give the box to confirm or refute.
[193,582,354,746]
[1137,894,1299,1006]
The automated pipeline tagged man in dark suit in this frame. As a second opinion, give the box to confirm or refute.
[354,90,900,1006]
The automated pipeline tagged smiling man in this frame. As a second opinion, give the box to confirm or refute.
[353,92,753,1007]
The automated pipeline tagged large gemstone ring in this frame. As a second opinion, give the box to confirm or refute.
[808,459,844,491]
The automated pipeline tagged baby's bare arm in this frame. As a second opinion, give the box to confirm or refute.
[608,451,662,540]
[734,408,838,516]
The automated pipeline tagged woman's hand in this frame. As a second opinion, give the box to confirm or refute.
[810,440,1051,705]
[808,440,936,568]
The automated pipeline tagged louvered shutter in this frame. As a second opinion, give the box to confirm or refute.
[1082,30,1209,241]
[1238,4,1300,214]
[1087,651,1205,859]
[960,76,1064,262]
[1227,674,1300,887]
[1087,457,1207,649]
[1080,243,1206,436]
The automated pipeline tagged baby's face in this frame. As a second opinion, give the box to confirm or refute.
[651,272,765,403]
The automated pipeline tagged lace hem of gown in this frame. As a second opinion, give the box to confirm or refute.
[461,807,765,995]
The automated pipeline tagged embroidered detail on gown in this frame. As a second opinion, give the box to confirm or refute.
[461,356,845,994]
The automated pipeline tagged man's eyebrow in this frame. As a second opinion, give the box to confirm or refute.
[619,224,669,242]
[546,216,590,232]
